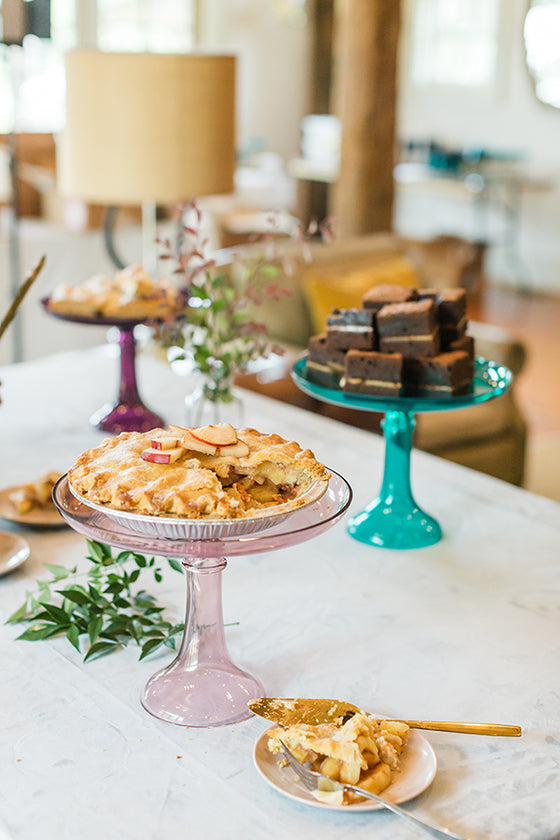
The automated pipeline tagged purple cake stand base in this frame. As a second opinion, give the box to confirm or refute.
[92,325,163,434]
[90,402,164,435]
[40,300,164,436]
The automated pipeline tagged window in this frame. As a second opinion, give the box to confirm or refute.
[0,0,195,133]
[410,0,501,90]
[0,0,73,133]
[524,1,560,109]
[97,0,195,53]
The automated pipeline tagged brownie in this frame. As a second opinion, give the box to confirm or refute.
[342,349,403,397]
[417,288,440,302]
[447,334,475,359]
[403,350,474,396]
[438,288,467,325]
[377,299,440,357]
[306,333,346,388]
[326,307,376,351]
[362,284,418,312]
[436,289,468,346]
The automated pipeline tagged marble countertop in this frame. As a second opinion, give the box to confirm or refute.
[1,345,559,840]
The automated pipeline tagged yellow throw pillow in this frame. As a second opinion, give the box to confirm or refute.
[302,256,418,335]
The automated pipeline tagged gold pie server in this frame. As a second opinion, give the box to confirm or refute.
[248,697,522,736]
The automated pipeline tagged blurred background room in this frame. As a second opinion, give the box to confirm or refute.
[1,0,559,500]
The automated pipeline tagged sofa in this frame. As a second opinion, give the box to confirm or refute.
[217,232,527,486]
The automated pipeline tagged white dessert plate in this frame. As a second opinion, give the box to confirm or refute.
[66,472,330,540]
[0,531,30,577]
[0,487,66,529]
[253,727,437,812]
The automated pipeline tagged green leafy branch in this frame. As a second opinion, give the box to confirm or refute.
[6,539,186,662]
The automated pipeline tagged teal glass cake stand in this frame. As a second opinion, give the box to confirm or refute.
[291,357,512,550]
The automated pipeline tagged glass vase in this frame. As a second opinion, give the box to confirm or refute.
[184,375,244,428]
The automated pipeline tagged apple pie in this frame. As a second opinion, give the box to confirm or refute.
[267,713,409,805]
[47,264,183,321]
[67,424,327,520]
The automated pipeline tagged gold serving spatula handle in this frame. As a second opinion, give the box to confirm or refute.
[248,698,522,736]
[399,720,521,737]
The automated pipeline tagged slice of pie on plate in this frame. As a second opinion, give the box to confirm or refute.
[8,471,63,515]
[266,713,409,805]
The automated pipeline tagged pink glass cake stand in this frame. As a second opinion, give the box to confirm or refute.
[53,472,352,727]
[41,298,163,434]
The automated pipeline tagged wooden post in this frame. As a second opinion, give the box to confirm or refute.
[330,0,401,236]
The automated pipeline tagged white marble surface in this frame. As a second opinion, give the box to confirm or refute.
[1,346,560,840]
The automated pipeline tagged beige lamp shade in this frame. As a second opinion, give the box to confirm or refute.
[57,51,236,205]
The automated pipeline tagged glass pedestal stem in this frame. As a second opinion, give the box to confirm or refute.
[118,327,141,405]
[91,326,164,434]
[347,409,442,549]
[380,409,416,507]
[141,557,264,727]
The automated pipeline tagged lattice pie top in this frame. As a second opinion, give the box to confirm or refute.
[68,424,326,520]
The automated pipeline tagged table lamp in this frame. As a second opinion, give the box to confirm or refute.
[57,50,236,276]
[54,50,236,435]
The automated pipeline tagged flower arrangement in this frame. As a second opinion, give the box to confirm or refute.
[155,203,332,416]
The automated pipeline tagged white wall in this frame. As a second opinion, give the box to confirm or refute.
[198,0,314,162]
[396,0,560,294]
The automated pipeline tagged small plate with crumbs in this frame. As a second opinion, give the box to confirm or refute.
[253,719,437,812]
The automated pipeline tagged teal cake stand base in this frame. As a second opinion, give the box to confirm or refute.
[291,357,512,551]
[346,410,441,549]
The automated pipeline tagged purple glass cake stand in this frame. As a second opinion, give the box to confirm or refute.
[41,298,163,434]
[53,472,352,727]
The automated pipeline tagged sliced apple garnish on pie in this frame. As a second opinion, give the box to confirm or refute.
[191,423,238,447]
[217,440,250,457]
[167,424,188,435]
[150,435,182,450]
[180,430,218,455]
[141,446,184,464]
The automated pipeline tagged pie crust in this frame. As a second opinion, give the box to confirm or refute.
[67,426,327,521]
[47,264,183,321]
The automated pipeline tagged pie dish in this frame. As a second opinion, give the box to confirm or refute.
[254,723,437,812]
[67,424,329,538]
[45,264,184,322]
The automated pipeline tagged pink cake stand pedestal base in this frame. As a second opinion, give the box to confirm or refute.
[141,556,264,727]
[53,472,352,727]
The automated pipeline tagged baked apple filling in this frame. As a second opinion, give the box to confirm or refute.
[267,714,409,805]
[68,424,326,520]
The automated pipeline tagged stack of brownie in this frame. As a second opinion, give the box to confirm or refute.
[306,283,475,398]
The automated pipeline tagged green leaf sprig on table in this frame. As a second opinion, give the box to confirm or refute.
[6,539,186,662]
